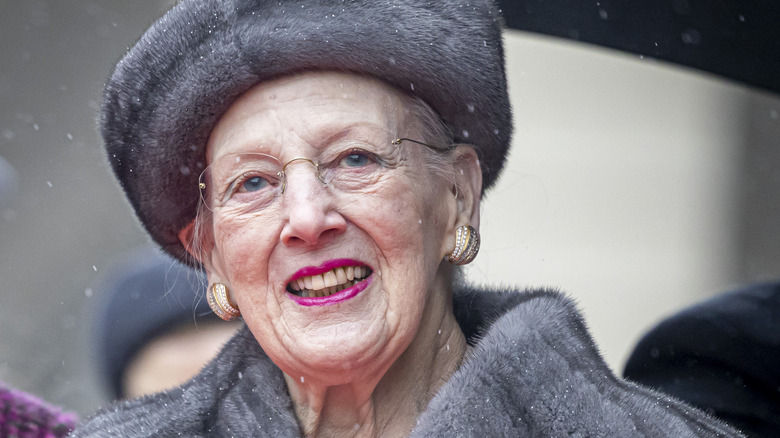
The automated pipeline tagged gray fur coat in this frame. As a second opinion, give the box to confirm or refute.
[73,287,744,437]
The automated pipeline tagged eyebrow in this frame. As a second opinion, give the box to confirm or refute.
[211,121,394,163]
[317,122,392,147]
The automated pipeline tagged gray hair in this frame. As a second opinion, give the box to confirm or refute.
[402,95,461,191]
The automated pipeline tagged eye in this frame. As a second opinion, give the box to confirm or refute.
[241,175,270,192]
[338,149,379,168]
[227,171,275,198]
[342,153,368,167]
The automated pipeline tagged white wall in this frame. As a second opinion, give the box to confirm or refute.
[467,31,748,371]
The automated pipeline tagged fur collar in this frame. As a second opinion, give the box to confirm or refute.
[74,287,743,437]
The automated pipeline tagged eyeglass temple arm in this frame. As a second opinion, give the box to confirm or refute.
[392,138,456,152]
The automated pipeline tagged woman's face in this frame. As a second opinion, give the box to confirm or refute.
[198,72,460,385]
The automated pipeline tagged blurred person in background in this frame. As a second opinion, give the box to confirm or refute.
[91,246,240,400]
[625,282,780,438]
[0,381,77,438]
[73,0,744,436]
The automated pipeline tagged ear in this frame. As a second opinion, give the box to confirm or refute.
[441,145,482,257]
[452,145,482,229]
[178,219,227,286]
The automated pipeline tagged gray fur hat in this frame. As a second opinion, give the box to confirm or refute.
[102,0,512,263]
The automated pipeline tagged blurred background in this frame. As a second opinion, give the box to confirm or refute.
[1,0,778,415]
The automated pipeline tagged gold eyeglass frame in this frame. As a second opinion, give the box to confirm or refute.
[197,138,454,196]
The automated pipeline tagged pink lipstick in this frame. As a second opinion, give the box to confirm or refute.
[286,259,373,307]
[288,275,372,307]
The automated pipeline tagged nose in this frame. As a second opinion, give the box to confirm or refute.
[279,164,346,247]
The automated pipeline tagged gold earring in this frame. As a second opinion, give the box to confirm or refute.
[207,283,241,321]
[447,225,480,265]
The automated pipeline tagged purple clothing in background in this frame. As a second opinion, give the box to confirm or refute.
[0,381,77,438]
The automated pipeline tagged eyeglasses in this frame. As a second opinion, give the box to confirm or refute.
[198,137,450,214]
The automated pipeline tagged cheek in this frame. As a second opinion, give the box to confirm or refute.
[360,171,450,276]
[212,213,276,289]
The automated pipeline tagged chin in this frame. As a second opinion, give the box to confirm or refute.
[276,321,407,384]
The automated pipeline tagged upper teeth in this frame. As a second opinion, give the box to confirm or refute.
[291,266,368,292]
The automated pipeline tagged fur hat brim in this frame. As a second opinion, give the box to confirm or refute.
[102,0,512,263]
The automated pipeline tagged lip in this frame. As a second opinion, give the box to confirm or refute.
[286,258,369,283]
[287,274,373,307]
[285,258,373,307]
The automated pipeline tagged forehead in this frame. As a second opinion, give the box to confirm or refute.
[206,72,411,161]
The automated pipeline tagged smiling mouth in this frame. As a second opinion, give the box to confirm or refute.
[287,265,373,298]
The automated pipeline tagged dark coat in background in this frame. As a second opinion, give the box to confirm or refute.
[624,282,780,438]
[73,287,743,437]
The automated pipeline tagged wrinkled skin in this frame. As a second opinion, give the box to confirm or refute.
[181,72,482,437]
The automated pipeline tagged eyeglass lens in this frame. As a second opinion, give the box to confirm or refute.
[198,137,403,213]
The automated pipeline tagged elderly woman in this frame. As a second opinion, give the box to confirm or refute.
[75,1,743,437]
